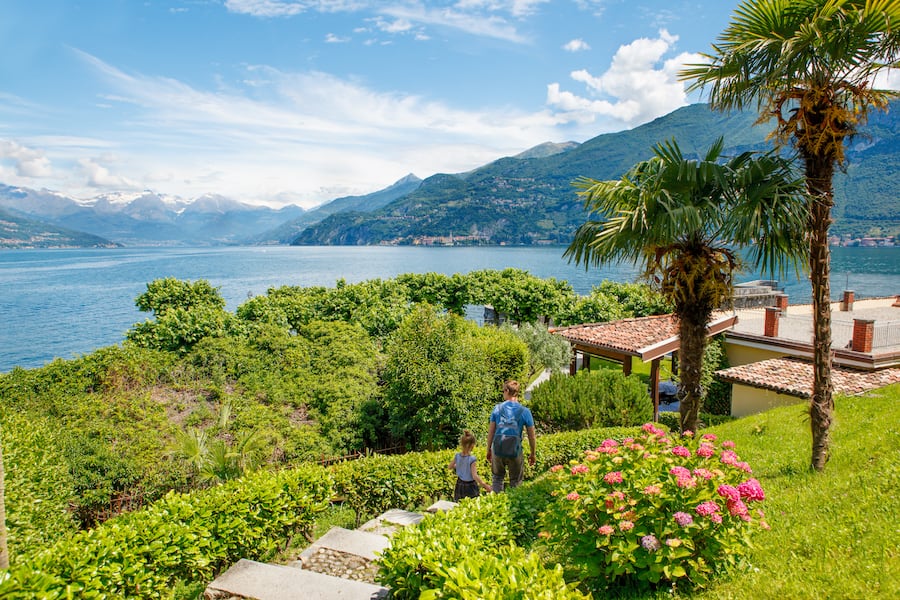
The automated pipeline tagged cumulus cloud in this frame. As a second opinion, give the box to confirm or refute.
[78,157,140,189]
[0,139,53,177]
[325,32,350,43]
[563,38,590,52]
[547,29,701,127]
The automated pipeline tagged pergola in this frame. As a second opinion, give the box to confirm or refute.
[551,313,738,421]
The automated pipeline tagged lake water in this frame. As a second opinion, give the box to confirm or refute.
[1,245,898,373]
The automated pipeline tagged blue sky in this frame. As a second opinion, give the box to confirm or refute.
[1,1,746,209]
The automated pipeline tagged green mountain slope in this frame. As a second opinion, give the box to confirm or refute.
[0,207,121,248]
[294,103,899,246]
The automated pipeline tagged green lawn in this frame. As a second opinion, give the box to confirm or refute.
[689,384,900,599]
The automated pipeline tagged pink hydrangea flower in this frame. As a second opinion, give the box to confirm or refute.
[550,464,564,473]
[623,437,634,443]
[643,484,662,495]
[666,537,682,547]
[619,520,634,531]
[598,524,615,536]
[640,535,661,552]
[722,440,736,449]
[727,498,749,518]
[738,478,766,502]
[672,445,691,458]
[676,476,697,489]
[604,471,624,484]
[673,512,693,526]
[600,439,620,448]
[696,501,720,517]
[735,461,753,473]
[669,466,691,478]
[696,443,715,458]
[720,450,739,465]
[717,484,741,502]
[702,433,717,441]
[683,430,694,437]
[710,513,723,524]
[566,491,580,501]
[570,464,589,475]
[642,423,665,436]
[693,468,715,480]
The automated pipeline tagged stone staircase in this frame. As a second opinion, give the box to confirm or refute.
[204,501,458,600]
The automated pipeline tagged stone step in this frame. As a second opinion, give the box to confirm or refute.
[205,559,389,600]
[299,526,391,562]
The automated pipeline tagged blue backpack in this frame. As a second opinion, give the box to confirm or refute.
[492,402,523,458]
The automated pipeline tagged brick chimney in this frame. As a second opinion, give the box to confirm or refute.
[841,290,855,312]
[775,294,789,311]
[764,306,780,337]
[851,319,874,353]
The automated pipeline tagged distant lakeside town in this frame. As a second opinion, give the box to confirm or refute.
[829,235,897,247]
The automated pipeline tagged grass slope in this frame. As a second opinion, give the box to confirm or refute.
[694,384,899,599]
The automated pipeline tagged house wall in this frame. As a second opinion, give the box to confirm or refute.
[730,384,805,417]
[725,343,787,367]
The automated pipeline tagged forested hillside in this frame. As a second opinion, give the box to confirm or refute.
[294,102,900,245]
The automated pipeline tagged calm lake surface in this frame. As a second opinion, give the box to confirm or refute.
[2,245,898,372]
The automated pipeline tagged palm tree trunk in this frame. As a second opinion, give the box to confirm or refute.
[805,153,835,472]
[678,313,708,434]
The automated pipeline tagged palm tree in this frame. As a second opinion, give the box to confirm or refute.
[565,138,807,434]
[682,0,900,470]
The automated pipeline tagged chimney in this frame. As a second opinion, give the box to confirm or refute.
[775,294,789,311]
[841,290,855,312]
[764,306,780,337]
[851,319,874,353]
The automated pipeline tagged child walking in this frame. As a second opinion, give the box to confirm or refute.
[449,430,493,501]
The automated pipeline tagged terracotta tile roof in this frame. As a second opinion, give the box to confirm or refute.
[551,312,736,361]
[715,357,900,398]
[552,314,679,355]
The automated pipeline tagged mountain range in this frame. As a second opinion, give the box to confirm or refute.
[1,102,897,249]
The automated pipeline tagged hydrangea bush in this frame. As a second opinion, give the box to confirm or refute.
[537,423,769,591]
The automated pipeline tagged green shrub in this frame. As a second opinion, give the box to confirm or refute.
[377,493,588,600]
[0,465,332,598]
[330,449,457,526]
[537,423,768,592]
[529,370,652,431]
[2,414,78,561]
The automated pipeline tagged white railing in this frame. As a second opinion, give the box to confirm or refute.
[873,320,900,349]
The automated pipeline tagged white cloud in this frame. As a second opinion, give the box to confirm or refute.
[547,29,701,127]
[874,67,900,91]
[563,38,590,52]
[0,139,53,177]
[39,50,570,207]
[224,0,307,18]
[380,5,527,43]
[325,32,350,43]
[78,157,140,189]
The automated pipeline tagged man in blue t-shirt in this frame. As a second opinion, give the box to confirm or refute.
[486,380,536,492]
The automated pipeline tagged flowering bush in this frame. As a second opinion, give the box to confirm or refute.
[537,423,768,591]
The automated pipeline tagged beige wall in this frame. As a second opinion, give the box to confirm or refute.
[725,343,787,367]
[730,383,805,417]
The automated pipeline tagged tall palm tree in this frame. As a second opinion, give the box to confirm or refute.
[682,0,900,470]
[565,138,807,434]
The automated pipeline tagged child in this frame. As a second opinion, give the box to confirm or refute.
[449,430,492,501]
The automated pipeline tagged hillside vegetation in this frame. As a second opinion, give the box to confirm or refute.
[0,271,671,560]
[295,102,900,245]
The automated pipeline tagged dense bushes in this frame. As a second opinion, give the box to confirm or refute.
[0,465,332,598]
[529,370,653,432]
[377,493,588,599]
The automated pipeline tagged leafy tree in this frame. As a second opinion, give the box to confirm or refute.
[134,277,225,316]
[503,322,571,380]
[394,272,470,315]
[566,138,806,433]
[682,0,900,470]
[382,305,497,450]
